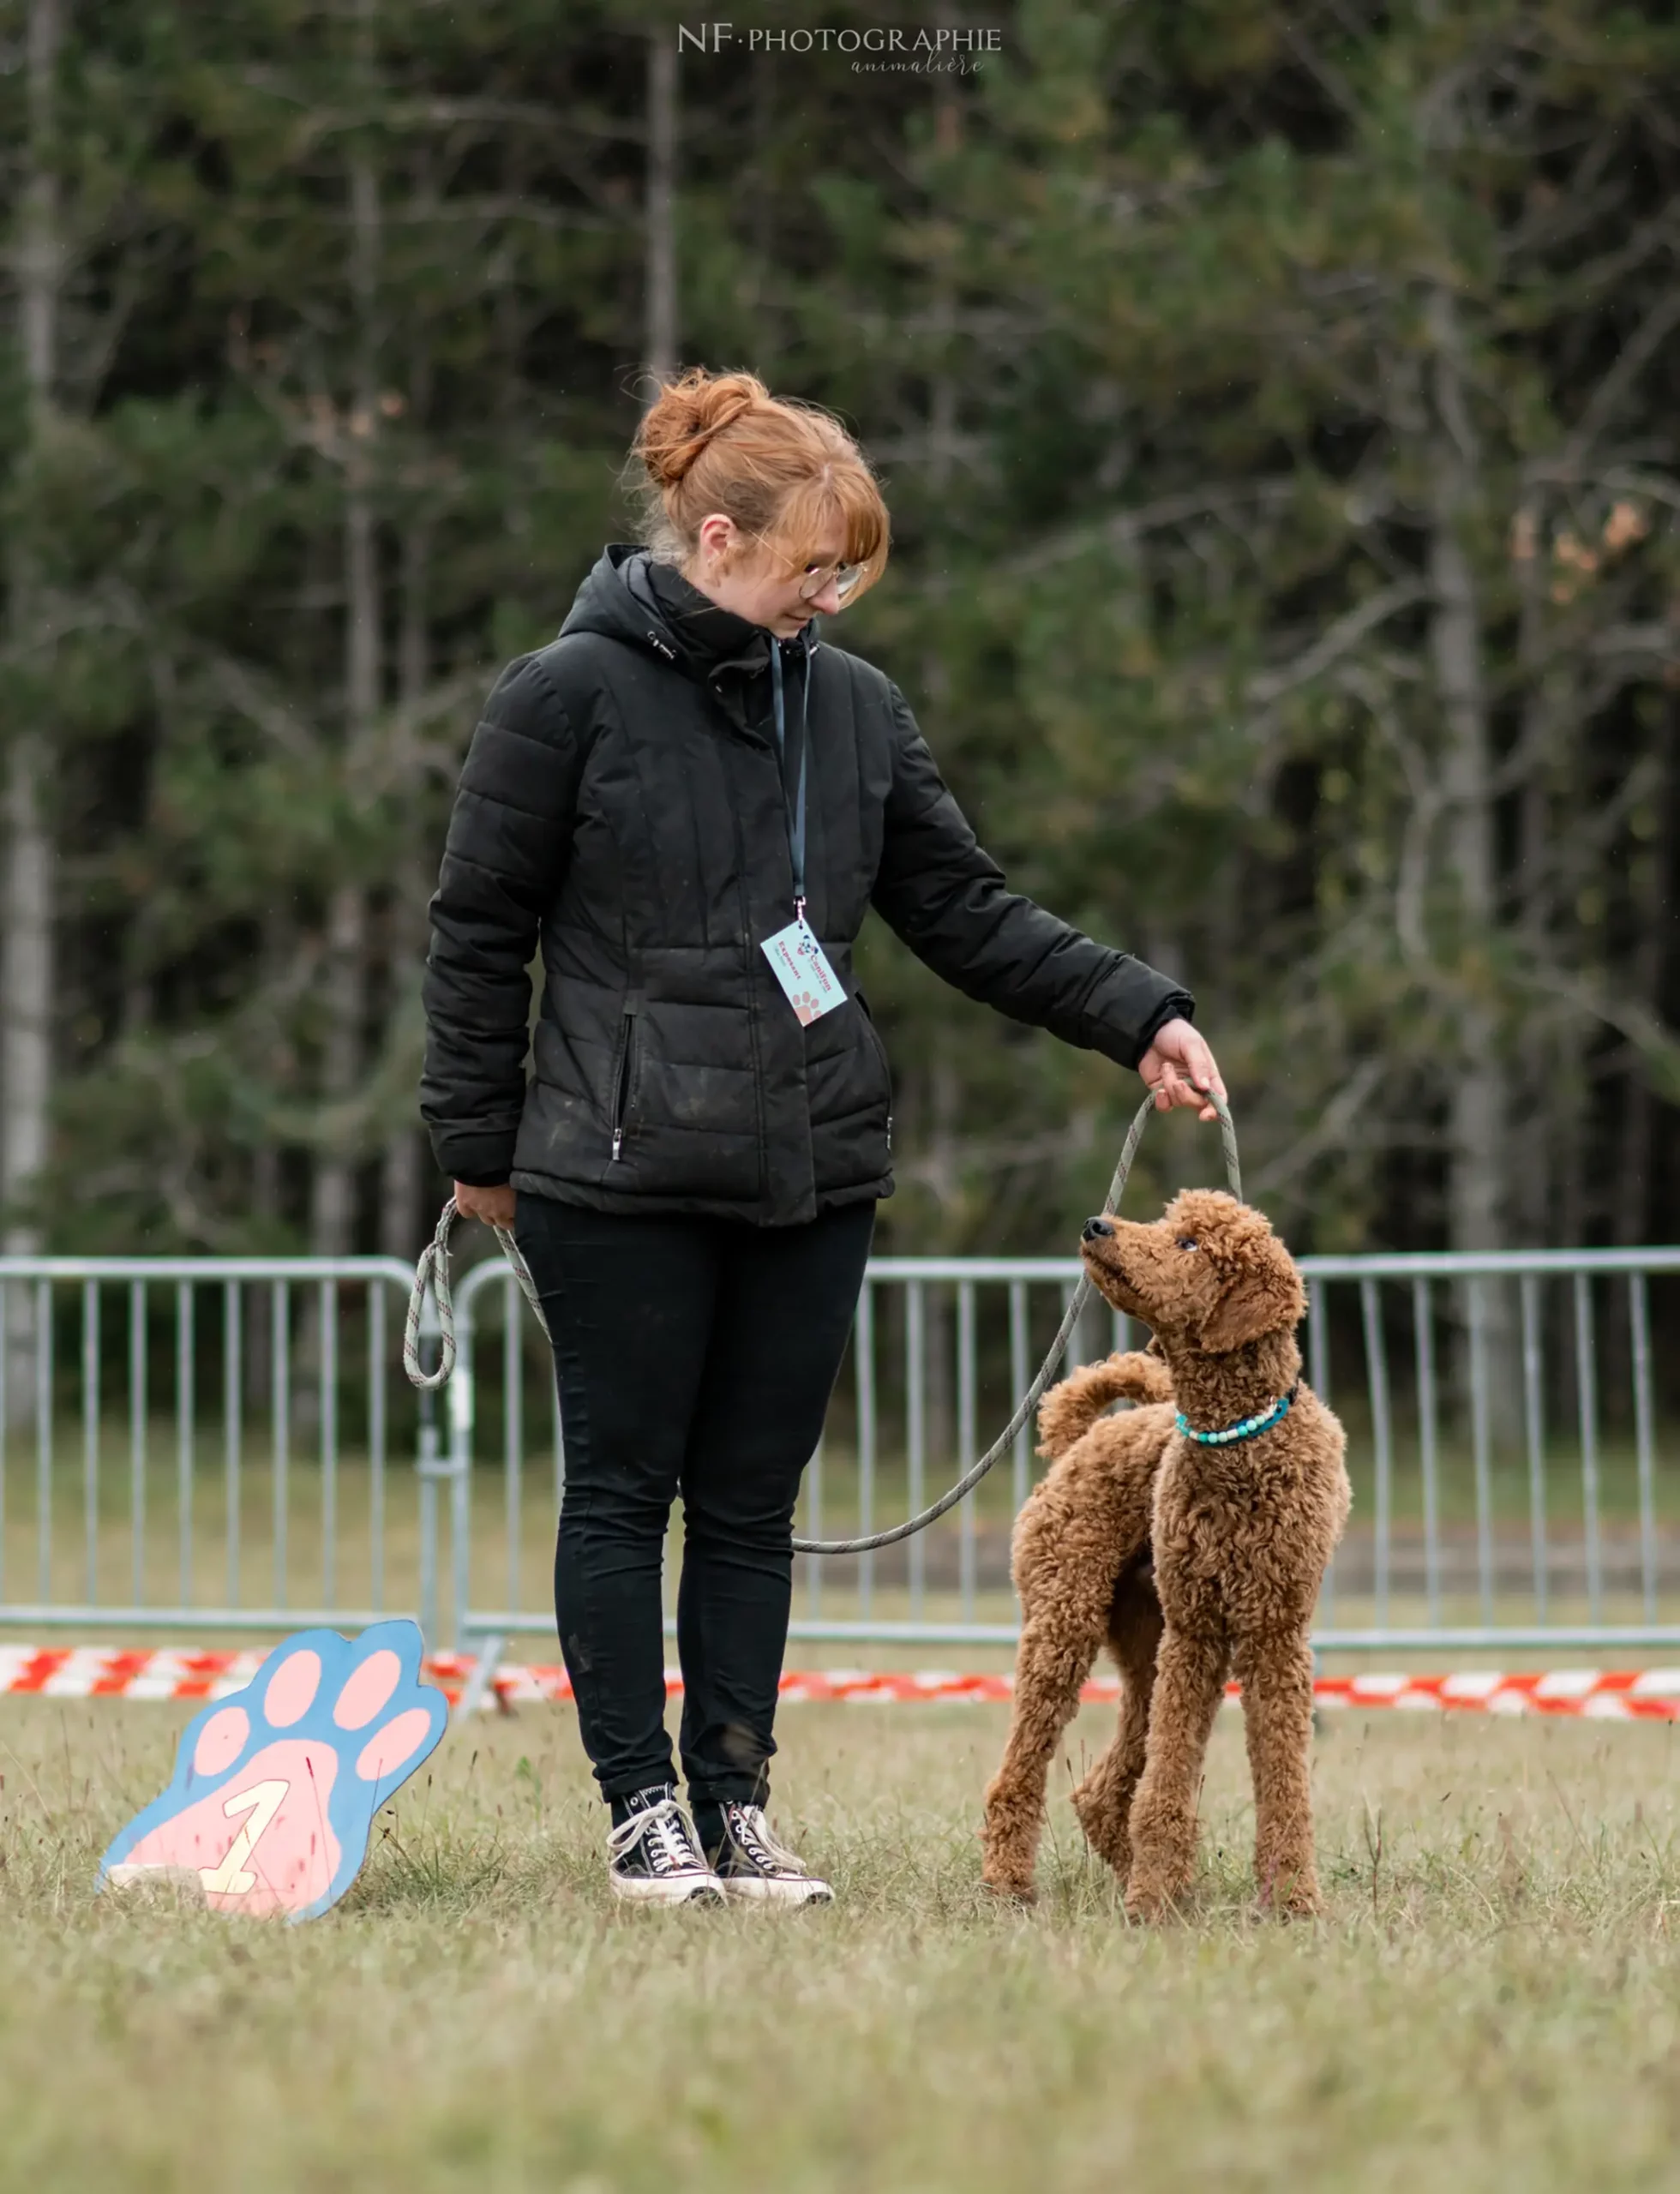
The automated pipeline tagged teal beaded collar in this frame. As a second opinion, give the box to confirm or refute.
[1175,1379,1300,1448]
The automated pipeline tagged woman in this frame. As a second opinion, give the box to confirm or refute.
[420,366,1225,1907]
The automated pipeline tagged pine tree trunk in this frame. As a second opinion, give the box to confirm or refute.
[1426,294,1507,1254]
[309,106,381,1261]
[644,30,678,390]
[309,881,369,1257]
[379,513,432,1260]
[378,1104,422,1261]
[1613,696,1676,1250]
[1603,697,1677,1410]
[916,13,963,1280]
[1509,490,1552,1248]
[3,0,64,1424]
[247,1141,279,1412]
[1,752,52,1258]
[1425,286,1516,1428]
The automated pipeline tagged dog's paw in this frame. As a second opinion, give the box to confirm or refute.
[1069,1784,1132,1879]
[979,1873,1037,1908]
[99,1620,447,1922]
[1257,1866,1322,1921]
[1124,1863,1197,1925]
[1123,1886,1185,1926]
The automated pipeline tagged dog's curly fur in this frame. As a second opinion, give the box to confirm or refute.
[979,1189,1351,1919]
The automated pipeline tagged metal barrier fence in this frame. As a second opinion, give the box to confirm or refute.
[0,1256,447,1637]
[3,1247,1680,1665]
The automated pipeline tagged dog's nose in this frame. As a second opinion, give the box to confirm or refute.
[1082,1217,1113,1241]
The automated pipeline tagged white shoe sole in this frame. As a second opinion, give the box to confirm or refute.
[717,1876,834,1906]
[609,1873,726,1907]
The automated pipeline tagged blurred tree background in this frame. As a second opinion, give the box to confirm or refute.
[1,0,1678,1264]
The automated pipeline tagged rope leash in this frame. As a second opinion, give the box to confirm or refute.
[794,1088,1239,1556]
[400,1092,1240,1553]
[402,1195,550,1390]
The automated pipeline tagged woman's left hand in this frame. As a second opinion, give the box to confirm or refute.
[1137,1018,1226,1122]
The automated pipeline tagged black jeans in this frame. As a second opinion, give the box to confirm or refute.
[513,1193,876,1808]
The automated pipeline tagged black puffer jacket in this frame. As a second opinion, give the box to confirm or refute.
[420,543,1195,1226]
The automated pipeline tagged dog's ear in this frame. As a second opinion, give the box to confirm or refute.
[1198,1241,1305,1352]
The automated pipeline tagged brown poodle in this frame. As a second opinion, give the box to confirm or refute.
[979,1189,1350,1919]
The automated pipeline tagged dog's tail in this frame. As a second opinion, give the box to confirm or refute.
[1036,1349,1174,1460]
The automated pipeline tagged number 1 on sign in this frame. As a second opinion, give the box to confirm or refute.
[199,1779,290,1896]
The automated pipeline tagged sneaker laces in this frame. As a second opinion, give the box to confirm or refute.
[725,1803,807,1875]
[609,1796,706,1878]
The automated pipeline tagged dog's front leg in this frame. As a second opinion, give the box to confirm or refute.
[1069,1574,1162,1885]
[1232,1630,1320,1915]
[981,1599,1110,1903]
[982,1431,1157,1905]
[1123,1622,1227,1921]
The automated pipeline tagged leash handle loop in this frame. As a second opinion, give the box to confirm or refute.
[402,1195,551,1393]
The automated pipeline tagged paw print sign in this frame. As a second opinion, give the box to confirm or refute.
[98,1620,448,1922]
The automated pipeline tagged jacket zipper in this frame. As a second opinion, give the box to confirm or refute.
[723,747,771,1206]
[609,997,643,1161]
[857,989,892,1154]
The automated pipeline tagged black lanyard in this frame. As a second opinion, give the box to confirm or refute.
[769,639,807,919]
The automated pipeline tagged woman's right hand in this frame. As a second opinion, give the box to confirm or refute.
[1137,1019,1227,1124]
[455,1181,517,1230]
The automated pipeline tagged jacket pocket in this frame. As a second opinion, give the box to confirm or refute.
[855,986,892,1092]
[609,995,644,1162]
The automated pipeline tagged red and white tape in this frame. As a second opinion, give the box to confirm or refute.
[1310,1668,1680,1720]
[4,1646,1680,1719]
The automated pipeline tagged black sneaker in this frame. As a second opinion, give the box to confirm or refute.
[607,1787,724,1906]
[705,1801,834,1906]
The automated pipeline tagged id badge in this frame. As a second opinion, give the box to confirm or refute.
[761,914,847,1027]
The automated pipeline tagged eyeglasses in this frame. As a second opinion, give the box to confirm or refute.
[731,527,866,604]
[739,529,863,602]
[796,556,864,602]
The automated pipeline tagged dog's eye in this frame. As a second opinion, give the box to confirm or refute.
[1176,1236,1199,1251]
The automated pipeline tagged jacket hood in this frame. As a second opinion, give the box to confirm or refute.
[557,542,821,684]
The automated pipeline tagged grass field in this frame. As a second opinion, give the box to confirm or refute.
[4,1700,1680,2191]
